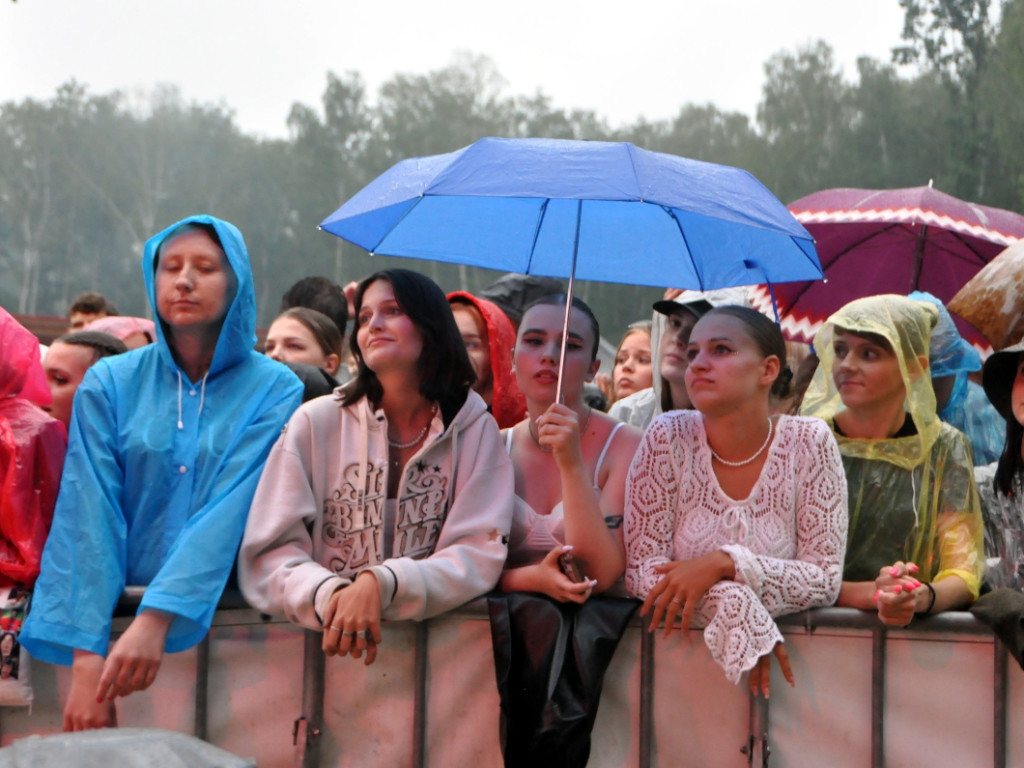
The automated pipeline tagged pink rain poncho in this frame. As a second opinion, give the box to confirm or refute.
[0,308,66,587]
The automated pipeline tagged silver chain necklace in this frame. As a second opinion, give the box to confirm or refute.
[709,417,773,467]
[387,405,437,449]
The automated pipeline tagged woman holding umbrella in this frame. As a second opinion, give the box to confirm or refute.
[489,294,642,768]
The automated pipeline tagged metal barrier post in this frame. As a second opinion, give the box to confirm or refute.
[994,638,1008,768]
[294,629,325,768]
[639,629,654,768]
[193,634,210,740]
[871,624,886,768]
[413,621,429,768]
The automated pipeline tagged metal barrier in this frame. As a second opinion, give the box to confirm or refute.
[2,596,1016,767]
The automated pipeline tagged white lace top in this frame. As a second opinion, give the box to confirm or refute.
[624,413,848,683]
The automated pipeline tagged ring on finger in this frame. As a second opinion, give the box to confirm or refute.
[342,630,356,638]
[670,597,683,605]
[329,625,342,632]
[355,629,369,640]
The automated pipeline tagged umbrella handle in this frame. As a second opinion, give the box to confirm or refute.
[746,259,781,327]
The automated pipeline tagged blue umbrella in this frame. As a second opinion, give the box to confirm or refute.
[320,137,821,398]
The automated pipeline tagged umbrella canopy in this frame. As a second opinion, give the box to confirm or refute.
[320,137,822,292]
[948,239,1024,350]
[747,185,1024,345]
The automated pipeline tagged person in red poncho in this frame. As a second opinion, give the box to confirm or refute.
[448,292,527,429]
[0,307,67,588]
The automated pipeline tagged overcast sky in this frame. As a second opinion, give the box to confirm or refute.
[1,0,910,139]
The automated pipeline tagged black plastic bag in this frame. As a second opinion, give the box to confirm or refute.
[487,592,639,768]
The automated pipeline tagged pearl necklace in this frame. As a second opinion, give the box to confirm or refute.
[709,417,773,467]
[528,406,592,452]
[387,405,437,449]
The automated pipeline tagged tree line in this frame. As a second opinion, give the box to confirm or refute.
[2,0,1021,338]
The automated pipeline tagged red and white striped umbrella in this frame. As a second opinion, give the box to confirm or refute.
[750,185,1024,347]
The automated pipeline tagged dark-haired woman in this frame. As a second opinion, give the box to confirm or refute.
[626,306,847,695]
[240,269,513,664]
[22,215,303,731]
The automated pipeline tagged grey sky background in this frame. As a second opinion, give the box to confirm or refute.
[1,0,911,139]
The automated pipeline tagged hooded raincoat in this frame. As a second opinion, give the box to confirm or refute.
[0,308,66,587]
[447,291,526,429]
[21,215,303,664]
[802,295,985,597]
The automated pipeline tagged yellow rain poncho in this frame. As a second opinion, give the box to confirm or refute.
[802,295,985,598]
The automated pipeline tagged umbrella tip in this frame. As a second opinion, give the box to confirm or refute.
[928,179,934,188]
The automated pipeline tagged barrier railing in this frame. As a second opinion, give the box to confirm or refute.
[1,594,1017,767]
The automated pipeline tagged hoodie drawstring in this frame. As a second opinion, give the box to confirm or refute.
[177,370,211,431]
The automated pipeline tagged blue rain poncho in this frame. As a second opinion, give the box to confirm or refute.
[21,215,303,664]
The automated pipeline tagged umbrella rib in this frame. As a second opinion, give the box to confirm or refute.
[664,206,705,291]
[368,197,426,254]
[524,198,552,275]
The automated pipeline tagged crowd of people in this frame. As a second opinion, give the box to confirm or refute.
[2,212,1021,765]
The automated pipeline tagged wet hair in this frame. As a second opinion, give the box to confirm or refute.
[519,294,601,362]
[53,331,128,361]
[342,269,476,411]
[273,307,343,360]
[280,276,347,339]
[702,305,792,400]
[68,292,117,318]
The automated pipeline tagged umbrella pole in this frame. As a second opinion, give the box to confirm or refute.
[555,200,583,405]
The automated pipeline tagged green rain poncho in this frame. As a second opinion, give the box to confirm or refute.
[802,295,985,598]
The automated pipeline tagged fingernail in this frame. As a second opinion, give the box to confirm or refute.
[911,580,922,590]
[893,585,903,593]
[589,579,598,587]
[562,545,573,552]
[909,563,919,573]
[873,589,880,603]
[97,697,104,704]
[890,567,900,576]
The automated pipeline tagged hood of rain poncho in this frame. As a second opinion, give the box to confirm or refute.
[0,308,66,587]
[909,291,980,424]
[802,294,941,471]
[447,291,526,429]
[144,214,255,378]
[0,307,50,408]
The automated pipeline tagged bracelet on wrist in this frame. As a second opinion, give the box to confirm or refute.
[915,582,937,615]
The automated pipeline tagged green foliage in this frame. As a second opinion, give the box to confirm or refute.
[3,15,1024,343]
